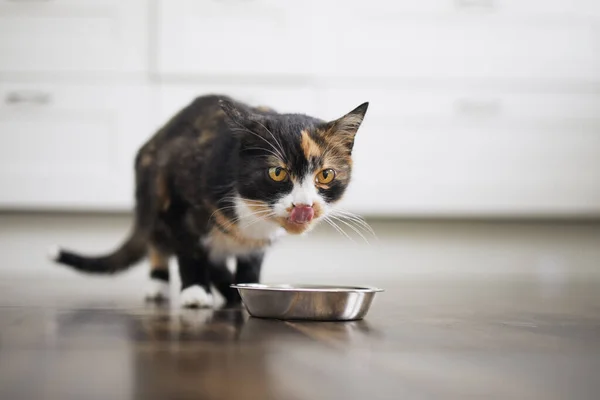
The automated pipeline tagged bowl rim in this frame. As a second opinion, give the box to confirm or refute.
[230,283,384,293]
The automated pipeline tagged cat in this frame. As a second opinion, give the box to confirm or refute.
[50,95,369,308]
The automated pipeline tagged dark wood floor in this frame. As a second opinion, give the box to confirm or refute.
[1,277,599,400]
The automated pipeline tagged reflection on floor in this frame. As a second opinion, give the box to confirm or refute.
[0,277,599,400]
[1,213,599,398]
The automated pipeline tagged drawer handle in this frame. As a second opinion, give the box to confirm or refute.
[5,91,52,105]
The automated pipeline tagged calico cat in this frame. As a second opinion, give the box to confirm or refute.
[50,95,368,307]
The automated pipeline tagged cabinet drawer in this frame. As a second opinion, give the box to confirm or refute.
[0,0,148,74]
[331,0,600,19]
[320,88,600,215]
[158,84,317,125]
[156,0,313,76]
[320,87,600,125]
[314,15,600,82]
[343,124,600,216]
[0,83,154,210]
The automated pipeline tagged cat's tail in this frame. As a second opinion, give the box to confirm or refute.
[49,161,159,274]
[48,227,149,274]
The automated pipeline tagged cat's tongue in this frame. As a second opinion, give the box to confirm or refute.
[289,205,314,224]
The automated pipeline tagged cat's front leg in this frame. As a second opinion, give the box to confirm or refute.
[235,253,264,285]
[210,261,238,306]
[177,250,214,309]
[220,252,263,307]
[145,244,171,302]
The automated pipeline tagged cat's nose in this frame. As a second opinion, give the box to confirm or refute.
[289,204,314,224]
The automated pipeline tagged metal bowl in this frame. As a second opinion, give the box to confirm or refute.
[231,284,383,321]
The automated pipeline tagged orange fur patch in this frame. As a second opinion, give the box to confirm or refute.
[321,151,352,180]
[148,246,169,270]
[300,130,322,159]
[242,199,270,215]
[156,172,171,211]
[210,208,272,248]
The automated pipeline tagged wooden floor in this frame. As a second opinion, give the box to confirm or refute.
[1,277,599,400]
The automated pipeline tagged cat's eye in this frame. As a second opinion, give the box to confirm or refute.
[316,169,336,185]
[268,167,288,182]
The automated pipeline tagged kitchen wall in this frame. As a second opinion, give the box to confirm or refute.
[0,1,599,282]
[1,0,599,216]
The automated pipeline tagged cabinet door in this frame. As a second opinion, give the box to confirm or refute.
[0,0,147,74]
[0,83,154,210]
[314,1,600,82]
[156,0,314,77]
[320,87,600,216]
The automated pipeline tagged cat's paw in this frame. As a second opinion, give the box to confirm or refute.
[180,285,214,308]
[145,279,170,302]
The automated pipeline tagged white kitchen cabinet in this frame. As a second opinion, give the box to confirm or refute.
[322,87,600,215]
[343,122,600,216]
[0,83,155,210]
[155,0,315,77]
[320,87,600,125]
[314,16,599,82]
[0,0,597,217]
[0,0,148,75]
[330,0,600,19]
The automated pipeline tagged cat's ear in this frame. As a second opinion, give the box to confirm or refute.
[219,98,251,127]
[220,98,269,148]
[219,98,266,139]
[322,102,369,151]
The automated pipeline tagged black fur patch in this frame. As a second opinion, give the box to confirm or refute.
[150,269,169,282]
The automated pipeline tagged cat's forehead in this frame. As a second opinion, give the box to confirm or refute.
[264,115,351,179]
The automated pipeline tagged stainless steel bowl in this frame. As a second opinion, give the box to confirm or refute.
[231,284,383,321]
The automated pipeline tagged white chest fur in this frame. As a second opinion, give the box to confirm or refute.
[202,198,285,262]
[202,232,264,262]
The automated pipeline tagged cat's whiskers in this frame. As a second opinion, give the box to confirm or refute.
[322,216,345,237]
[330,209,377,238]
[208,205,239,217]
[333,216,376,242]
[213,198,266,215]
[209,198,269,224]
[218,196,263,202]
[230,124,287,163]
[218,208,271,229]
[253,119,287,162]
[218,207,275,233]
[323,216,355,243]
[329,215,370,244]
[237,211,278,232]
[208,202,261,230]
[330,208,375,231]
[217,197,265,206]
[242,147,286,162]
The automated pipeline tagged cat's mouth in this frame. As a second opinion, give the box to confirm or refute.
[276,203,323,234]
[289,205,314,224]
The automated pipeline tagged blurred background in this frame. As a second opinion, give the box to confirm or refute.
[0,0,599,289]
